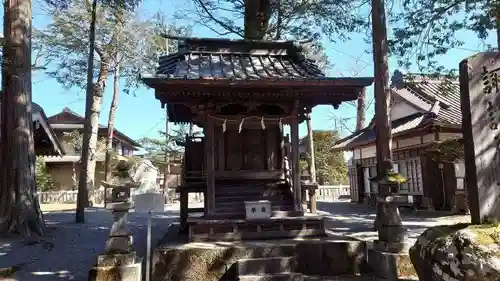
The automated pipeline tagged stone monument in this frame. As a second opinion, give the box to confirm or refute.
[89,160,142,281]
[459,52,500,223]
[130,160,165,213]
[368,165,416,280]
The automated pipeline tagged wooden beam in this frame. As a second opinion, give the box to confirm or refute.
[205,112,216,217]
[291,101,303,212]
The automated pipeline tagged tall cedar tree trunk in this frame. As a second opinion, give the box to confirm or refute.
[76,0,98,223]
[372,0,392,177]
[372,0,392,230]
[76,0,117,222]
[104,57,120,181]
[244,0,271,39]
[356,89,366,131]
[0,0,45,236]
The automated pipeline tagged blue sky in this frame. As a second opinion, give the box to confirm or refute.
[20,0,497,155]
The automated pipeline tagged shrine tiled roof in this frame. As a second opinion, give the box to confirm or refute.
[333,70,461,150]
[391,70,461,125]
[155,39,324,80]
[333,112,434,149]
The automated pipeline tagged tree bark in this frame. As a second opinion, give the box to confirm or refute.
[104,57,120,181]
[356,88,366,131]
[244,0,271,39]
[372,0,392,231]
[76,0,98,223]
[371,0,392,177]
[0,0,45,236]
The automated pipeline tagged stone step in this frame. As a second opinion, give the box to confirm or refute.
[214,206,294,216]
[238,273,303,281]
[236,257,297,275]
[216,201,293,209]
[215,194,293,203]
[302,275,390,281]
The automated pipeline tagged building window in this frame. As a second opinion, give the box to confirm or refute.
[397,157,422,194]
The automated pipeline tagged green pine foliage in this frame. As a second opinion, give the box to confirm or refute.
[300,130,348,185]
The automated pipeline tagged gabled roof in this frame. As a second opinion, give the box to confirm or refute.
[154,38,324,80]
[48,108,141,148]
[391,70,461,124]
[142,37,374,122]
[32,103,64,156]
[333,70,461,150]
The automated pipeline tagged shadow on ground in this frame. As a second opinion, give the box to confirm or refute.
[0,206,178,281]
[317,201,470,242]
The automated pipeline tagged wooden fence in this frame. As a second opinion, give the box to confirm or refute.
[39,190,105,204]
[39,185,350,204]
[316,185,351,202]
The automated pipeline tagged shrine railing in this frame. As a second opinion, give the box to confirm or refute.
[316,185,351,202]
[39,190,106,204]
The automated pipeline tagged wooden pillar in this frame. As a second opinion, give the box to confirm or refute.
[204,112,216,217]
[306,113,316,183]
[291,102,302,213]
[180,189,188,233]
[306,113,317,214]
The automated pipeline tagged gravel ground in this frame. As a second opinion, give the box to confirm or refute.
[0,201,470,281]
[0,204,179,281]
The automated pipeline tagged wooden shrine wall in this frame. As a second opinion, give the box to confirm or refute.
[214,125,283,174]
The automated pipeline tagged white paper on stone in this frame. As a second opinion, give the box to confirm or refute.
[129,160,165,212]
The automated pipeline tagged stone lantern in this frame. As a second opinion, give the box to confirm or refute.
[89,159,142,281]
[368,164,416,279]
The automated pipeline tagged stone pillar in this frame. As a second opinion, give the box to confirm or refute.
[290,107,302,213]
[204,112,216,217]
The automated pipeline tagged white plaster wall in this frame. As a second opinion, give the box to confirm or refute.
[423,133,435,143]
[397,137,422,148]
[353,149,362,160]
[455,161,465,178]
[439,132,462,140]
[361,146,376,158]
[391,100,421,120]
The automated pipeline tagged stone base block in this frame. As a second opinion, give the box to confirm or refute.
[88,259,142,281]
[368,248,416,281]
[97,253,136,267]
[373,240,411,253]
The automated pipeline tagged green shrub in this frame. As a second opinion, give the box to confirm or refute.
[35,157,56,191]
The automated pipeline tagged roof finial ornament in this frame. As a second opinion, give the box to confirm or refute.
[391,69,405,86]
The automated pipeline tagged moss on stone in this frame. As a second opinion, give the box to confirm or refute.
[467,224,500,245]
[396,254,417,277]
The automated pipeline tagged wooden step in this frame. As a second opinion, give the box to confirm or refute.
[236,257,297,275]
[238,273,303,281]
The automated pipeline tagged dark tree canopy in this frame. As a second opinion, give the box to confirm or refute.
[389,0,498,74]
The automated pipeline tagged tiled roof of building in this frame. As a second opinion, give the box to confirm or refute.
[333,70,461,150]
[155,38,325,80]
[391,70,461,124]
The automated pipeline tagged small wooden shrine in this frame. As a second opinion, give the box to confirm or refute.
[142,37,373,241]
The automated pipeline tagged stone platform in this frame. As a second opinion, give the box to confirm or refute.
[186,215,326,242]
[152,224,369,281]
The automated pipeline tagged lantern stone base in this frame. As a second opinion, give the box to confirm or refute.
[368,244,416,280]
[88,256,142,281]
